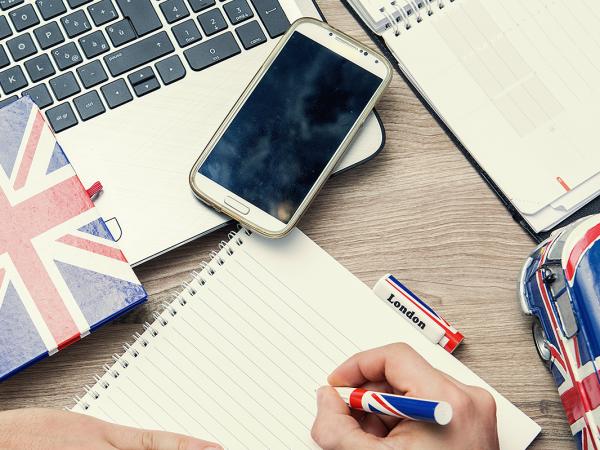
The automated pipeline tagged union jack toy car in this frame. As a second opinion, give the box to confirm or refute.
[520,215,600,449]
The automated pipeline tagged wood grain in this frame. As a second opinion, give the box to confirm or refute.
[0,2,575,449]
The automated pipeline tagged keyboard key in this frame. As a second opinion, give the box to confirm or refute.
[74,90,105,120]
[61,9,92,38]
[49,71,80,100]
[24,53,55,82]
[0,45,8,67]
[160,0,189,24]
[22,83,53,108]
[187,0,214,13]
[171,19,201,48]
[0,95,18,108]
[183,31,240,71]
[52,41,83,70]
[6,33,37,61]
[77,59,107,88]
[46,102,77,132]
[106,18,135,46]
[34,21,65,49]
[0,0,23,11]
[250,0,288,38]
[104,31,174,76]
[127,65,153,85]
[35,0,66,20]
[100,77,131,108]
[0,65,27,94]
[235,20,265,50]
[9,4,40,32]
[115,0,161,37]
[132,75,159,97]
[197,8,227,36]
[155,54,185,85]
[88,0,118,26]
[67,0,92,7]
[224,0,252,25]
[0,16,13,40]
[79,30,109,57]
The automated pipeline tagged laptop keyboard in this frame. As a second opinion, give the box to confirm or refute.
[0,0,290,132]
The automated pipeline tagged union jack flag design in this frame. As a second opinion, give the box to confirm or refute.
[0,98,147,381]
[521,215,600,450]
[336,387,450,425]
[373,274,464,353]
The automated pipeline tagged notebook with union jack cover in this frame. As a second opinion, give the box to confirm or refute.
[0,97,147,381]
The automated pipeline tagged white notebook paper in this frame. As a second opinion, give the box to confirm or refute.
[347,0,600,232]
[72,228,540,449]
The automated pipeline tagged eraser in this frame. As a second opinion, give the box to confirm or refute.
[372,274,464,353]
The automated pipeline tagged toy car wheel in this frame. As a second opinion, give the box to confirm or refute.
[532,318,551,367]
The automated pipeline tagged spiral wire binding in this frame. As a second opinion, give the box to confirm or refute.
[380,6,399,35]
[162,302,178,317]
[382,0,454,36]
[70,227,252,412]
[84,385,100,400]
[391,1,409,30]
[407,0,422,22]
[123,342,139,358]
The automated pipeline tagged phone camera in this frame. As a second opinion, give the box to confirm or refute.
[329,32,333,36]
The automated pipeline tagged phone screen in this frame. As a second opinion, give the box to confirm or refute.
[198,31,383,223]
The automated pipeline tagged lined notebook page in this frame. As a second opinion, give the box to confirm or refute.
[383,0,600,216]
[73,229,539,449]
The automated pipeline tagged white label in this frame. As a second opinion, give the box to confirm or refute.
[373,277,445,345]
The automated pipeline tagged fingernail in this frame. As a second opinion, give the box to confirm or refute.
[316,386,326,401]
[317,386,327,403]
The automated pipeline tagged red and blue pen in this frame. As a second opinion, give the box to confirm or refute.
[334,387,453,425]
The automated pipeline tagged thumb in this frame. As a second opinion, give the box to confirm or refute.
[311,386,381,450]
[104,422,222,450]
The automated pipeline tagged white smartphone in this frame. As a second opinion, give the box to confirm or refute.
[189,18,392,238]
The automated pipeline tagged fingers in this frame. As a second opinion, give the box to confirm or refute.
[311,386,381,450]
[463,386,499,440]
[321,343,501,450]
[104,423,222,450]
[389,385,500,450]
[359,414,390,438]
[328,343,448,396]
[358,381,402,431]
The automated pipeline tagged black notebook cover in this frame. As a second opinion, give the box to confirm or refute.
[340,0,600,243]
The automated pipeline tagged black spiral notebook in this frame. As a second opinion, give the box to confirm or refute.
[342,0,600,242]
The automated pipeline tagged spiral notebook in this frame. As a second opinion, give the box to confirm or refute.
[344,0,600,241]
[72,228,539,449]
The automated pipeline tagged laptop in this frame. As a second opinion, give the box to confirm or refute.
[0,0,385,265]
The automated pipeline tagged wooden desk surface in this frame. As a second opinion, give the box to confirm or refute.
[0,2,575,449]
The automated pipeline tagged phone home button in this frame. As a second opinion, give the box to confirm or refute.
[224,196,250,215]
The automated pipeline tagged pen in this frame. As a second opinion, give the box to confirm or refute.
[373,274,464,353]
[334,387,453,425]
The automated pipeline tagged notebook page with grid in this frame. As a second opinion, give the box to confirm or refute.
[377,0,600,224]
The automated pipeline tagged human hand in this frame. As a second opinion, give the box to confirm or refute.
[0,408,222,450]
[311,343,499,450]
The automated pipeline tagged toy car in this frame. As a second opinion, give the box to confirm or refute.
[520,215,600,449]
